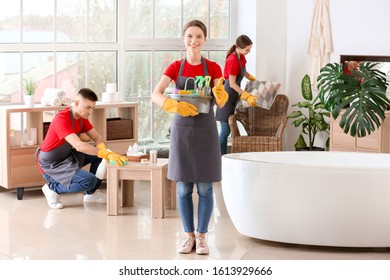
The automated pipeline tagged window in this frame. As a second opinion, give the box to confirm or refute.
[0,0,117,104]
[0,0,235,143]
[124,0,232,142]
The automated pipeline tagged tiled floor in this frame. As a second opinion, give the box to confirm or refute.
[0,182,390,260]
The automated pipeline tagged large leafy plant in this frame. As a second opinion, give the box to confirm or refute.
[288,74,330,150]
[317,62,390,137]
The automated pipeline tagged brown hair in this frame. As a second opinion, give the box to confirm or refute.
[226,35,253,59]
[77,88,98,102]
[182,20,207,38]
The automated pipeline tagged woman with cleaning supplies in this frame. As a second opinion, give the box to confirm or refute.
[151,20,228,255]
[216,35,258,155]
[38,88,128,209]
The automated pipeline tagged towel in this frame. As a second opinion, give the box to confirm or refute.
[61,97,72,106]
[41,96,62,107]
[44,88,66,99]
[40,96,49,105]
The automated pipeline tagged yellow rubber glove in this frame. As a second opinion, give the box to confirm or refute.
[247,74,257,82]
[97,146,128,166]
[212,77,228,108]
[96,143,106,150]
[96,143,108,160]
[162,98,199,117]
[240,91,258,107]
[106,152,128,166]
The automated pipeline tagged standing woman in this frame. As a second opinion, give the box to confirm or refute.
[216,35,258,155]
[151,20,228,255]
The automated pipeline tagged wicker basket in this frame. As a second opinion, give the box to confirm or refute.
[126,154,150,162]
[228,94,289,153]
[107,118,133,140]
[43,122,50,139]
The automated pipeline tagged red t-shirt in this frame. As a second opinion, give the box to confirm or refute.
[164,58,222,87]
[40,107,93,152]
[223,52,247,80]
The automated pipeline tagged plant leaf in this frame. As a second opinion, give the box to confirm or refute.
[317,62,389,137]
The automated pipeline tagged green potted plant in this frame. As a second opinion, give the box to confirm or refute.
[23,78,37,106]
[288,74,330,151]
[317,62,390,137]
[23,78,37,96]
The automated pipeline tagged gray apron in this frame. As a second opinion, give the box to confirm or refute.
[39,108,85,188]
[168,57,221,182]
[216,51,246,122]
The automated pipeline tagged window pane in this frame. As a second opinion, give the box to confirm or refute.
[183,0,208,28]
[0,1,20,43]
[57,0,87,42]
[152,51,180,142]
[57,52,86,97]
[88,51,117,98]
[153,51,181,86]
[89,0,117,42]
[209,51,226,72]
[128,0,152,38]
[155,0,181,38]
[23,52,54,102]
[23,0,54,43]
[1,0,234,147]
[138,100,152,141]
[124,51,151,98]
[152,104,173,142]
[210,0,230,39]
[0,53,21,104]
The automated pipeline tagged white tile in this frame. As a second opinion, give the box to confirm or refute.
[0,181,390,260]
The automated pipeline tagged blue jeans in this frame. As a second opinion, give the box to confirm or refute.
[219,121,231,155]
[177,182,214,234]
[43,154,102,195]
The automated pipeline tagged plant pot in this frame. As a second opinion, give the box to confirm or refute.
[24,95,35,107]
[295,146,325,151]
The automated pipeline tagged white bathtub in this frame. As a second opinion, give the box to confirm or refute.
[222,152,390,247]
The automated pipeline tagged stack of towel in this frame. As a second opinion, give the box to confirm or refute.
[41,88,72,107]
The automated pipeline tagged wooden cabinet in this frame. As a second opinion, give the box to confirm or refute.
[330,111,390,153]
[0,102,138,199]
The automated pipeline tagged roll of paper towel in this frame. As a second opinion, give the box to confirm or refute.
[44,88,66,99]
[106,83,117,93]
[102,92,117,103]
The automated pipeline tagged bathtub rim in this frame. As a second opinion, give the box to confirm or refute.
[221,151,390,247]
[222,151,390,172]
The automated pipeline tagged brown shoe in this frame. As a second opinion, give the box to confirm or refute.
[195,237,209,255]
[178,237,195,254]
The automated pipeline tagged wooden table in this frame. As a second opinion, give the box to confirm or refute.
[106,158,176,218]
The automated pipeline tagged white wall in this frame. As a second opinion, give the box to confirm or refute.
[330,0,390,59]
[236,0,258,75]
[285,0,316,150]
[237,0,286,84]
[239,0,390,150]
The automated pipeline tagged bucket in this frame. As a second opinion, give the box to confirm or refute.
[168,77,212,114]
[168,94,212,114]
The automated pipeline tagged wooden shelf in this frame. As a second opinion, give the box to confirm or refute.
[330,111,390,153]
[0,102,138,197]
